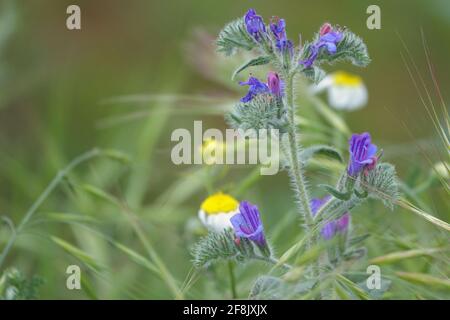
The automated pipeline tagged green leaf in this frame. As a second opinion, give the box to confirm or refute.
[336,274,370,300]
[44,212,99,224]
[363,162,400,210]
[81,184,119,207]
[232,56,271,80]
[249,276,285,300]
[226,94,286,132]
[102,149,131,164]
[217,18,256,56]
[112,241,160,275]
[301,65,326,84]
[80,275,98,300]
[369,248,443,265]
[300,145,343,164]
[345,272,392,300]
[250,276,316,300]
[315,29,371,67]
[319,184,351,200]
[343,248,367,261]
[353,188,368,198]
[396,272,450,290]
[334,281,353,300]
[51,236,105,273]
[348,234,370,247]
[191,229,255,268]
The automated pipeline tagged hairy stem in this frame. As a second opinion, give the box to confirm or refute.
[284,74,314,235]
[313,198,336,222]
[283,72,319,280]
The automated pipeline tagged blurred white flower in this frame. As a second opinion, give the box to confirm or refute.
[311,71,368,111]
[198,192,239,232]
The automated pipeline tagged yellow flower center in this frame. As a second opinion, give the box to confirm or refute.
[200,192,239,215]
[333,71,362,87]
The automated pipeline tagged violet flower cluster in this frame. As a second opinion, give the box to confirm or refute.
[245,9,294,57]
[269,17,293,55]
[239,9,345,104]
[300,23,343,68]
[239,71,283,102]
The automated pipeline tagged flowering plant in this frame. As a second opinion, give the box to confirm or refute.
[191,8,403,300]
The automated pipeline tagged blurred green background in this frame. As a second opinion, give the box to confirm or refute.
[0,0,448,299]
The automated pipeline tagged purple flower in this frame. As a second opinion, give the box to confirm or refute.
[347,132,378,177]
[230,201,266,247]
[319,31,343,54]
[321,222,336,240]
[267,71,282,97]
[239,76,269,102]
[270,17,293,55]
[335,213,350,233]
[244,9,266,41]
[310,196,331,214]
[300,24,343,68]
[239,72,285,102]
[311,196,350,240]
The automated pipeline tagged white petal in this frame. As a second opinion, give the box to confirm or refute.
[328,84,367,111]
[199,210,238,233]
[347,85,368,110]
[198,210,207,226]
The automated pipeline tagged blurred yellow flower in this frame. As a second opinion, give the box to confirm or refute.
[199,138,225,165]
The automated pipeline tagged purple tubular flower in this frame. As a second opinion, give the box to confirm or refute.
[347,132,378,177]
[320,32,343,54]
[270,18,293,55]
[267,71,282,97]
[244,9,266,41]
[300,24,343,68]
[239,76,269,102]
[311,196,350,240]
[230,201,266,247]
[270,18,286,40]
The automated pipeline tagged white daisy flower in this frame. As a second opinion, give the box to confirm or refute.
[312,71,368,111]
[198,192,239,232]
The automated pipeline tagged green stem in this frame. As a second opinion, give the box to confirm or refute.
[227,261,237,299]
[0,148,102,270]
[282,72,321,282]
[284,74,314,235]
